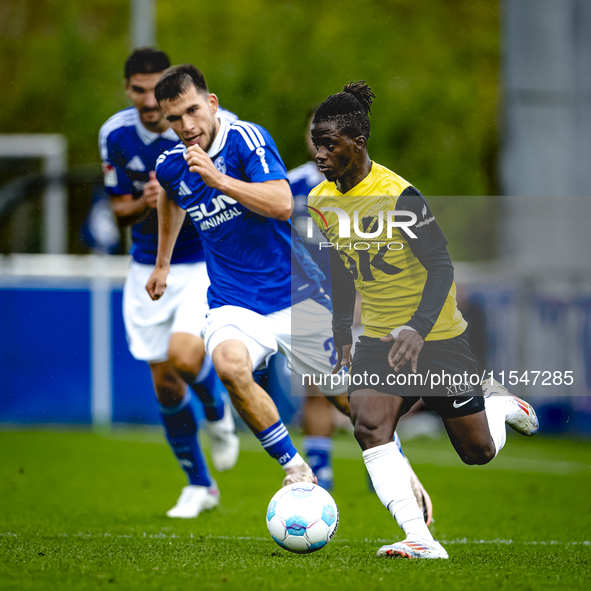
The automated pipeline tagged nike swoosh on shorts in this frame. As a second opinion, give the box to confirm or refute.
[452,397,474,408]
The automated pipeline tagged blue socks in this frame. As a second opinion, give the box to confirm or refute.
[190,356,226,422]
[255,420,299,466]
[303,436,334,491]
[159,392,212,487]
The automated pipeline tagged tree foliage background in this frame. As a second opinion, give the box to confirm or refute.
[0,0,499,259]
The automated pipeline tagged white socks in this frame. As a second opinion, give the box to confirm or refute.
[283,452,306,470]
[484,395,509,457]
[363,442,433,541]
[362,398,510,541]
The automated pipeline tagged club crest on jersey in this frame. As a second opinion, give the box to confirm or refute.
[187,195,243,230]
[361,215,380,234]
[214,156,226,174]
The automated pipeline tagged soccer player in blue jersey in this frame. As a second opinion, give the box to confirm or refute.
[99,49,239,519]
[146,64,342,486]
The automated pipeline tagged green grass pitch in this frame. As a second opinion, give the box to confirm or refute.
[1,428,590,590]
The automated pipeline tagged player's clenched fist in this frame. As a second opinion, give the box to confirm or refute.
[143,170,163,209]
[184,144,222,187]
[145,265,170,300]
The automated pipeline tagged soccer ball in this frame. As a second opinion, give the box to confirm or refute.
[266,482,339,554]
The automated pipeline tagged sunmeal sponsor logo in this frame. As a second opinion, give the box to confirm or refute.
[306,205,418,251]
[187,195,243,230]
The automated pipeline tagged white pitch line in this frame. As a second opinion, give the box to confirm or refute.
[1,532,589,546]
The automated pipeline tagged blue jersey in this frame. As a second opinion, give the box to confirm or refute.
[156,116,322,315]
[99,106,236,265]
[288,161,332,300]
[289,161,325,202]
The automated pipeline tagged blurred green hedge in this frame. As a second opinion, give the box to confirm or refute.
[0,0,499,259]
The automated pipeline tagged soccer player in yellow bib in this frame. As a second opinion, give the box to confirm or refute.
[308,82,539,560]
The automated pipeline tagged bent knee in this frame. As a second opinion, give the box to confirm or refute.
[152,372,185,406]
[459,442,496,466]
[212,343,253,387]
[168,334,205,377]
[168,348,201,377]
[353,421,392,450]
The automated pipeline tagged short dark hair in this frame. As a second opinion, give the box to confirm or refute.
[155,64,209,104]
[313,82,375,139]
[124,48,170,79]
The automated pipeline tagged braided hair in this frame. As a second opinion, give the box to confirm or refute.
[313,82,375,139]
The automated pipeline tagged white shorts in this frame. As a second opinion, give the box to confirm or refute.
[123,260,209,363]
[203,298,343,395]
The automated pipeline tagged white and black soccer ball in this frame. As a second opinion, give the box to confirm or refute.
[266,482,339,554]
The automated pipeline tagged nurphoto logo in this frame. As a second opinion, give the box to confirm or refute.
[306,205,419,251]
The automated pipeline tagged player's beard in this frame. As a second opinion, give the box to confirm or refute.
[201,117,218,153]
[140,107,163,125]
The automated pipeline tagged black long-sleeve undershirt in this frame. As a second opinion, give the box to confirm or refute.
[329,246,356,348]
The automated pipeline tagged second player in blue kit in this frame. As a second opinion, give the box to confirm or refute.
[99,49,239,519]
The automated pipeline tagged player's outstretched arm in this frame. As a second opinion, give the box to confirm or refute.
[216,176,292,220]
[184,144,292,220]
[145,189,186,301]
